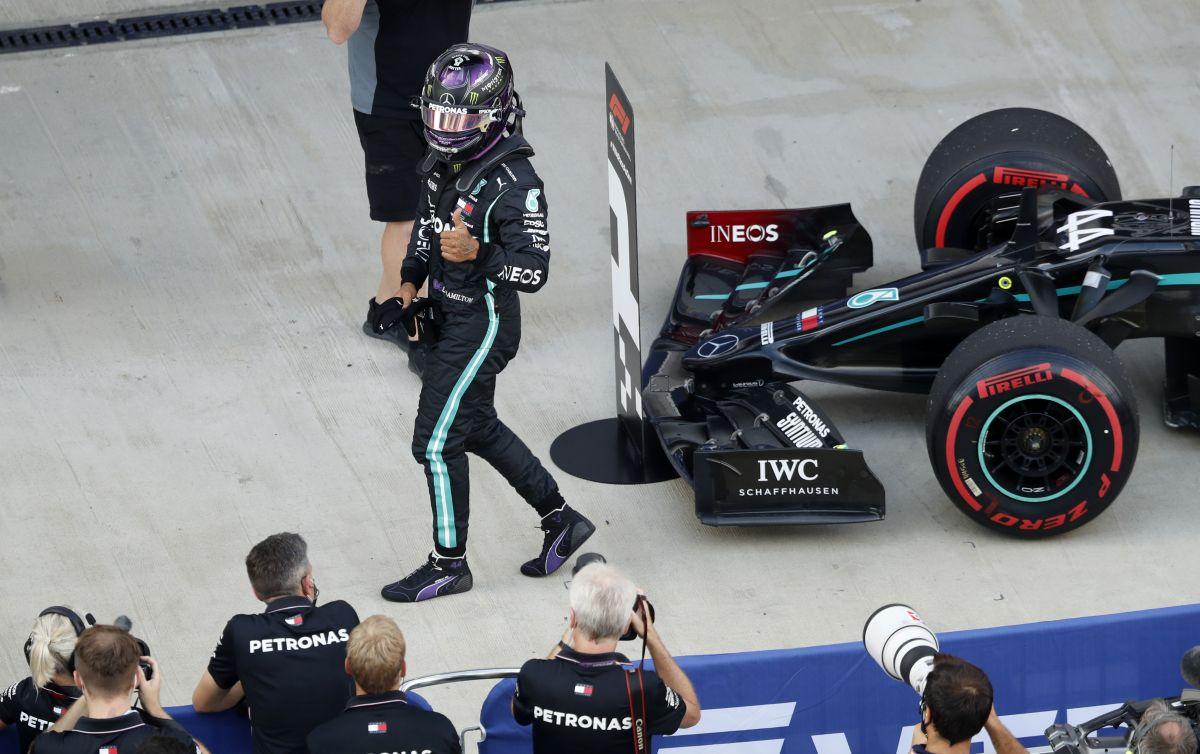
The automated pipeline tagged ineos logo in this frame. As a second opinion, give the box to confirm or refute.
[696,333,740,359]
[710,224,780,244]
[757,458,819,482]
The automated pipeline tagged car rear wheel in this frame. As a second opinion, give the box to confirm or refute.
[926,316,1138,537]
[913,108,1121,252]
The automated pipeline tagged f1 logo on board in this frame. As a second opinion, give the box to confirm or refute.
[608,93,631,134]
[709,224,780,244]
[977,364,1053,398]
[1057,209,1114,252]
[757,458,819,482]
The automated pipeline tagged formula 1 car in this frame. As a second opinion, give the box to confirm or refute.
[647,107,1200,536]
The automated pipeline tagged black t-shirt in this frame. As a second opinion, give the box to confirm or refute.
[305,690,460,754]
[512,647,687,754]
[348,0,473,118]
[0,678,81,753]
[206,596,360,754]
[28,710,198,754]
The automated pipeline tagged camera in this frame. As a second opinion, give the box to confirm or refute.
[1046,693,1200,753]
[114,615,154,682]
[572,553,656,642]
[862,604,940,694]
[1046,644,1200,752]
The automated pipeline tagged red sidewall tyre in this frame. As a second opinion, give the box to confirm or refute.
[914,108,1121,251]
[927,317,1139,537]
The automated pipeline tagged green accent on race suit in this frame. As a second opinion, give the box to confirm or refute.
[482,190,510,244]
[426,281,500,549]
[976,393,1092,504]
[833,273,1200,346]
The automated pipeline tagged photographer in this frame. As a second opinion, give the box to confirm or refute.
[306,615,460,754]
[192,532,360,754]
[29,625,207,754]
[0,609,84,752]
[511,562,701,753]
[908,654,1027,754]
[1130,700,1197,754]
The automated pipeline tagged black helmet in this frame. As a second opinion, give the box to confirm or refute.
[418,43,520,163]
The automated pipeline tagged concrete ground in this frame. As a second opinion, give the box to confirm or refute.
[2,0,1200,740]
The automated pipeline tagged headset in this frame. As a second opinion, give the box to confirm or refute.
[1127,710,1196,753]
[23,606,93,673]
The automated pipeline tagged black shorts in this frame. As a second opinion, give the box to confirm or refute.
[354,109,427,222]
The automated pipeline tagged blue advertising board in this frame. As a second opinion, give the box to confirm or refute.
[4,605,1196,753]
[479,604,1200,754]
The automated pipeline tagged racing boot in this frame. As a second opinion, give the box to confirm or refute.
[520,505,596,577]
[362,296,409,347]
[381,552,473,602]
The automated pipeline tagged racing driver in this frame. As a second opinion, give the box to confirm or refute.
[381,43,594,602]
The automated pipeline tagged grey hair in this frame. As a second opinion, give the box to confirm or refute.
[245,533,310,599]
[569,563,637,642]
[1139,700,1198,754]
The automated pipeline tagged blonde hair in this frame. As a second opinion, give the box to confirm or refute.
[27,613,79,687]
[569,563,637,641]
[346,616,406,694]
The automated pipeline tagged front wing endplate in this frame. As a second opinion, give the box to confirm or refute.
[693,447,885,526]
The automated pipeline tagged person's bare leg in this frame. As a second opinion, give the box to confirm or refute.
[376,220,415,303]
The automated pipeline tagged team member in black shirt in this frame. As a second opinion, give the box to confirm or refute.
[306,615,459,754]
[192,532,360,754]
[30,626,205,754]
[512,563,701,753]
[0,608,85,752]
[322,0,473,343]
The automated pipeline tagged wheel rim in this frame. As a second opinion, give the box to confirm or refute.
[977,394,1093,503]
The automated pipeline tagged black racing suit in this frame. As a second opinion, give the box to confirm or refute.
[401,134,562,557]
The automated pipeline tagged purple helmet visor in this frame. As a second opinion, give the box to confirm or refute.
[421,102,501,134]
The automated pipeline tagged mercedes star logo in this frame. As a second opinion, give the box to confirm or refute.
[696,333,740,359]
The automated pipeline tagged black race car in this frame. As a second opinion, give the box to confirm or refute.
[647,107,1200,536]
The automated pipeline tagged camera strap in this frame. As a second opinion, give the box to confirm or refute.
[623,666,648,754]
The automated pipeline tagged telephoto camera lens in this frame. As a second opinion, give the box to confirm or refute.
[863,604,940,694]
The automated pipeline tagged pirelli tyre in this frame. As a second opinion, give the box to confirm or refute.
[926,316,1139,537]
[914,107,1121,251]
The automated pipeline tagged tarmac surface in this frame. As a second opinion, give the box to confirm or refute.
[2,0,1200,740]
